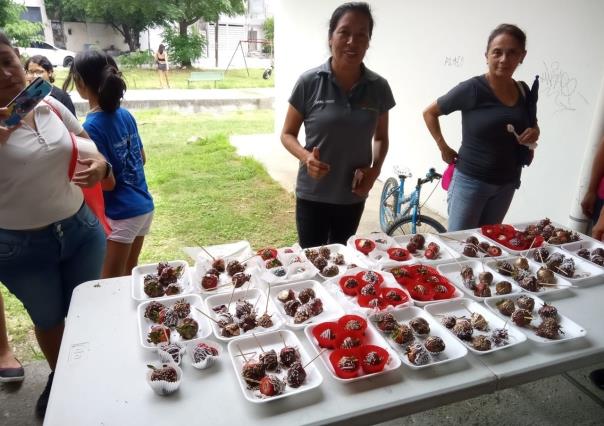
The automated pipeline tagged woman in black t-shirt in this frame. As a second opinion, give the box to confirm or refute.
[24,55,77,117]
[423,24,540,231]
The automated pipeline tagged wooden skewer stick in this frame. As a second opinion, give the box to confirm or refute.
[227,280,239,312]
[521,237,539,259]
[234,351,257,359]
[241,254,258,265]
[279,330,287,347]
[197,243,216,261]
[194,307,221,326]
[252,333,265,352]
[304,348,327,369]
[264,282,271,315]
[237,344,248,363]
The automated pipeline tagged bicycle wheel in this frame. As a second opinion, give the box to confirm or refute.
[386,214,447,236]
[379,177,399,232]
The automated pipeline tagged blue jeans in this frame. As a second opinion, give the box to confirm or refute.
[0,204,106,330]
[447,169,517,231]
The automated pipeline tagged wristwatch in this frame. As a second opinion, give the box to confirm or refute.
[104,161,113,179]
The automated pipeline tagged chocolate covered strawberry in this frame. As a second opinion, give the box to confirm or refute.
[176,318,199,340]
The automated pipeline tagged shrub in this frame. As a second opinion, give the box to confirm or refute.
[118,50,154,68]
[162,25,206,68]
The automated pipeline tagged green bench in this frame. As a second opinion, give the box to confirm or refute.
[187,71,225,88]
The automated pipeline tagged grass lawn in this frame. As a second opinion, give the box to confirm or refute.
[53,68,274,90]
[2,108,297,363]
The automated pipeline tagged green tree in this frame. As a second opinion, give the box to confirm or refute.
[162,25,206,68]
[262,16,273,55]
[164,0,244,67]
[0,0,43,47]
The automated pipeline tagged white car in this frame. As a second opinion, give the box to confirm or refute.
[21,41,76,68]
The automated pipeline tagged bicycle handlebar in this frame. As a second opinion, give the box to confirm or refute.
[417,168,442,186]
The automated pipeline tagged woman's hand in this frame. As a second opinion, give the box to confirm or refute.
[71,158,108,187]
[352,166,380,197]
[581,190,597,217]
[0,108,20,145]
[440,145,458,164]
[305,147,330,180]
[593,208,604,241]
[518,126,540,145]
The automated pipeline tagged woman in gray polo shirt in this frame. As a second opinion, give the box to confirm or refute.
[423,24,540,231]
[281,2,395,248]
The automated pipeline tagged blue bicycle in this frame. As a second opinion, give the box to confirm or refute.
[379,166,447,235]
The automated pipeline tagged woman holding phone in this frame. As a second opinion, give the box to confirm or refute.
[0,32,111,418]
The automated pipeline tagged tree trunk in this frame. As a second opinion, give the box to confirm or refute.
[178,21,192,68]
[214,17,219,68]
[122,24,140,52]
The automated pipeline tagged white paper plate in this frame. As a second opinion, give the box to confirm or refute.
[562,240,604,271]
[204,288,284,342]
[304,320,401,382]
[392,234,460,265]
[192,252,259,296]
[346,233,401,269]
[440,230,511,260]
[485,257,573,296]
[424,298,527,355]
[324,267,413,314]
[253,250,318,286]
[437,260,524,301]
[525,246,603,286]
[368,307,468,369]
[269,280,345,330]
[137,294,212,350]
[227,329,323,403]
[301,243,368,279]
[484,294,587,344]
[131,260,191,302]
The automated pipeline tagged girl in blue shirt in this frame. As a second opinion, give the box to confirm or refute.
[64,51,154,277]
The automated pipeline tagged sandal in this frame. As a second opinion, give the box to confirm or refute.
[0,358,25,383]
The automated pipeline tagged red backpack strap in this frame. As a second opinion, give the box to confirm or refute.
[44,100,78,179]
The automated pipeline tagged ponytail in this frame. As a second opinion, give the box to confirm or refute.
[98,64,126,113]
[65,50,127,113]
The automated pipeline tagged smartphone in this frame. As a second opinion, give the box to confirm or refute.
[2,77,52,127]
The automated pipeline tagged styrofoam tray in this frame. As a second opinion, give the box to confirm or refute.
[484,294,586,344]
[424,298,527,355]
[437,260,524,301]
[301,243,368,279]
[205,288,284,342]
[324,267,413,314]
[562,240,604,271]
[191,252,260,296]
[526,246,603,286]
[346,233,404,269]
[269,280,345,330]
[253,250,318,286]
[440,230,511,259]
[227,329,323,403]
[137,294,212,350]
[485,257,572,297]
[513,220,584,247]
[385,265,465,307]
[392,234,460,265]
[304,320,401,382]
[131,260,191,301]
[368,307,467,369]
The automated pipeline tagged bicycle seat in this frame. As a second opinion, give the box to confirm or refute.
[393,165,412,178]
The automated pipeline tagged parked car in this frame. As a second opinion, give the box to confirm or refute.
[20,41,76,68]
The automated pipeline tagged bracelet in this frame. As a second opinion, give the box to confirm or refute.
[103,161,113,179]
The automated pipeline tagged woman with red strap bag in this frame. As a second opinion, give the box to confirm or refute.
[0,32,113,418]
[63,50,155,279]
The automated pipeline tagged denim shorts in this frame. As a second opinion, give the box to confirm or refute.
[0,204,106,329]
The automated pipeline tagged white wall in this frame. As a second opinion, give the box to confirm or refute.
[275,0,604,227]
[63,22,129,52]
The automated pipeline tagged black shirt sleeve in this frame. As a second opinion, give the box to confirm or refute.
[51,86,77,118]
[437,78,477,115]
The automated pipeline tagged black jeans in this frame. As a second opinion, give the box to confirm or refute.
[296,198,365,248]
